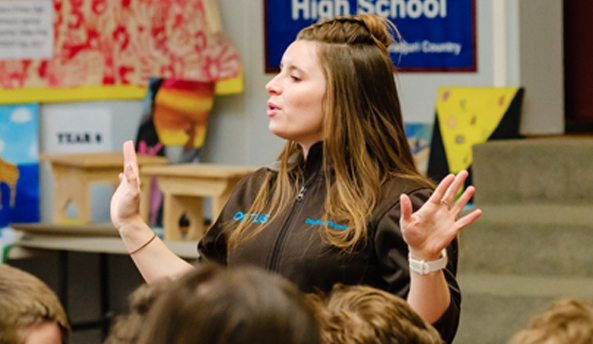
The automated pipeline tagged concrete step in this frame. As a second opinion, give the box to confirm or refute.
[455,274,593,344]
[458,204,593,278]
[472,138,593,205]
[455,138,593,344]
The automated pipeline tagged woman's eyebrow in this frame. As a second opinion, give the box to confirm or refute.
[286,65,305,75]
[279,61,307,76]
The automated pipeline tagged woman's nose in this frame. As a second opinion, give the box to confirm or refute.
[266,75,281,95]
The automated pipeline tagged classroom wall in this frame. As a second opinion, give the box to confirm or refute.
[516,0,564,135]
[38,0,565,222]
[202,0,500,167]
[196,0,565,166]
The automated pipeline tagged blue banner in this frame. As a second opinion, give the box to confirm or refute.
[265,0,476,72]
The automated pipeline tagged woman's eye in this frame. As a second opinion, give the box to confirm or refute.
[291,75,301,81]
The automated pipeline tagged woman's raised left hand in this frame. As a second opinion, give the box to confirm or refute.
[400,170,482,261]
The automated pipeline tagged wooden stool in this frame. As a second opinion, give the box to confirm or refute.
[41,152,168,224]
[140,164,258,241]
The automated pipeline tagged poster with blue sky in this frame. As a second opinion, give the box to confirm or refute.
[405,122,432,176]
[0,104,39,227]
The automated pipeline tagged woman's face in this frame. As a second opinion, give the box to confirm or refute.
[266,40,326,153]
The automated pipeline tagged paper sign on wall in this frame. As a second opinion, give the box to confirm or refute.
[0,0,53,60]
[43,108,113,153]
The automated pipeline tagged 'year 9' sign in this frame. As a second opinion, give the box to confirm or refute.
[265,0,476,73]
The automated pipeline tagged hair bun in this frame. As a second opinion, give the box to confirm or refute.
[355,14,399,52]
[297,14,400,55]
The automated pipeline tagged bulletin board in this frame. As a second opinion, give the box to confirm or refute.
[0,0,243,104]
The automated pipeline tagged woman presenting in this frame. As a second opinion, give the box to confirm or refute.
[111,14,481,343]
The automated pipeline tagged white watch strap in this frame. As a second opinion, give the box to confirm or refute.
[409,248,448,275]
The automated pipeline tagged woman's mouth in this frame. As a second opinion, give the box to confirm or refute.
[267,102,280,116]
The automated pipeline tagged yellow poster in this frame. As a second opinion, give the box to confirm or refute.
[435,87,523,174]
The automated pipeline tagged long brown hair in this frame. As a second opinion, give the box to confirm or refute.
[229,14,433,252]
[137,264,320,344]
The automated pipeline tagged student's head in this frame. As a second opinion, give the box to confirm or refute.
[508,299,593,344]
[0,264,70,344]
[136,263,320,344]
[104,278,173,344]
[308,284,444,344]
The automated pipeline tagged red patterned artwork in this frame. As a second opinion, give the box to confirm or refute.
[0,0,241,89]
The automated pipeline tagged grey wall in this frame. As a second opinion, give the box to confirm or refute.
[516,0,564,135]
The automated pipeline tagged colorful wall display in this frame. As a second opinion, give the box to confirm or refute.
[0,104,39,227]
[0,0,242,103]
[265,0,476,72]
[404,123,432,176]
[427,87,524,185]
[136,78,215,226]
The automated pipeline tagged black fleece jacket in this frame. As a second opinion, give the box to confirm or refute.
[197,142,461,343]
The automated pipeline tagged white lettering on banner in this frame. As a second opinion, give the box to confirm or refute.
[292,0,309,20]
[423,0,441,18]
[389,40,462,56]
[292,0,447,21]
[358,0,374,14]
[319,0,333,20]
[356,0,447,19]
[336,0,351,16]
[376,0,390,17]
[406,0,422,18]
[389,41,422,55]
[292,0,351,20]
[422,41,461,55]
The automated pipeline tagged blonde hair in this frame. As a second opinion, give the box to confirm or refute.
[508,299,593,344]
[308,284,444,344]
[0,264,70,344]
[229,14,432,252]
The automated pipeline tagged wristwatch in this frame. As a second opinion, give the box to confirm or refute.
[408,248,448,275]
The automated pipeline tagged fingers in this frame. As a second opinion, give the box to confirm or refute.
[441,170,468,203]
[451,185,475,214]
[455,209,482,229]
[399,193,413,224]
[124,163,140,190]
[430,174,456,205]
[123,140,140,177]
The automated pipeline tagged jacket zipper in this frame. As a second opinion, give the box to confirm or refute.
[268,186,308,272]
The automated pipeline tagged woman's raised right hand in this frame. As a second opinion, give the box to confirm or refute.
[110,140,143,230]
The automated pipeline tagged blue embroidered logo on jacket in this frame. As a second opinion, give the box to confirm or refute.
[233,211,269,224]
[305,218,348,230]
